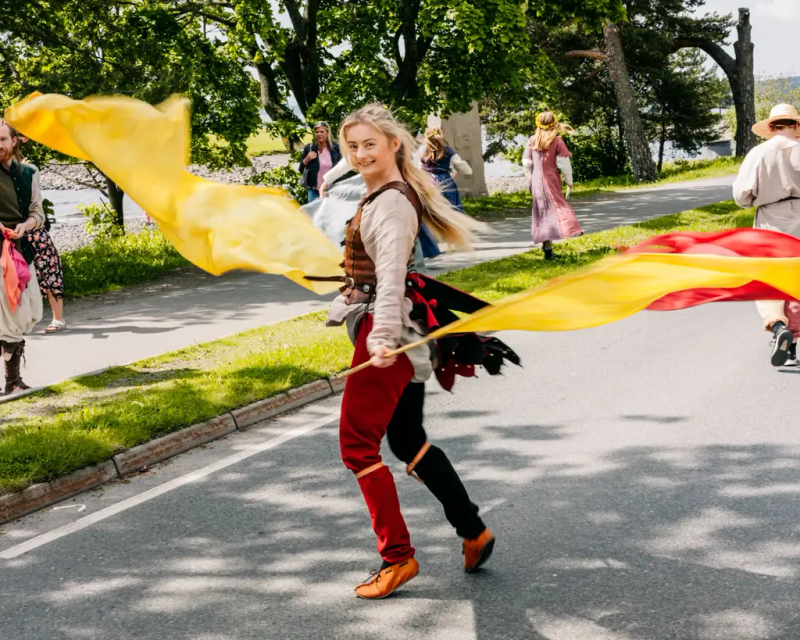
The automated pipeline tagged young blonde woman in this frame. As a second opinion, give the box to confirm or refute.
[523,112,582,259]
[306,105,519,599]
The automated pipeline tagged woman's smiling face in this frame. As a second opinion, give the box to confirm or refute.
[345,123,399,179]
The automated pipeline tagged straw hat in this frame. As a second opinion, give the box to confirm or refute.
[752,103,800,139]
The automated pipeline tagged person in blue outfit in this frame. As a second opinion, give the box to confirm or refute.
[299,122,342,202]
[418,128,473,258]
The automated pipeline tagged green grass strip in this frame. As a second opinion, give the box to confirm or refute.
[0,200,753,494]
[62,230,190,299]
[445,200,753,302]
[571,156,744,197]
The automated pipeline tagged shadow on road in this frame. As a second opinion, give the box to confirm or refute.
[4,402,800,638]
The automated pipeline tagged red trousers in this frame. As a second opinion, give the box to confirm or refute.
[340,315,415,565]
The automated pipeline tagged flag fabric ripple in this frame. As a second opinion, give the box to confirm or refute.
[6,92,344,294]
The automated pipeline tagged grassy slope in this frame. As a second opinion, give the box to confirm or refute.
[62,230,189,299]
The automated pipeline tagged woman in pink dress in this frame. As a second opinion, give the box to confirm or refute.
[523,112,582,259]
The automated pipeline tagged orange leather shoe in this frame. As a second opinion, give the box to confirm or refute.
[463,528,495,572]
[354,558,419,599]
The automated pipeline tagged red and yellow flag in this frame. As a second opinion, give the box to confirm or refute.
[426,228,800,338]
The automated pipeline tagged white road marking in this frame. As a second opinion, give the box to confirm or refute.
[52,504,86,512]
[0,410,339,560]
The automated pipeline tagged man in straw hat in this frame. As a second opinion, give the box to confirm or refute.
[733,103,800,367]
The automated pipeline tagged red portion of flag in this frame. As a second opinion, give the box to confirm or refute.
[624,228,800,311]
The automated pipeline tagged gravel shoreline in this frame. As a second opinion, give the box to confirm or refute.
[39,154,293,191]
[48,220,150,254]
[41,155,526,193]
[43,155,295,253]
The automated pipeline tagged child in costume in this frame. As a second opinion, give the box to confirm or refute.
[417,127,473,259]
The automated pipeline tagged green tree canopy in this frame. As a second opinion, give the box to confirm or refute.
[484,0,739,180]
[166,0,540,138]
[643,49,729,171]
[1,0,261,167]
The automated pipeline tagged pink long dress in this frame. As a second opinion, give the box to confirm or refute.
[524,136,583,244]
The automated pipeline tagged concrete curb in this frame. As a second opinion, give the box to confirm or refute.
[0,385,46,404]
[0,378,344,526]
[0,366,116,405]
[0,461,117,525]
[232,379,334,429]
[328,375,346,395]
[112,414,238,476]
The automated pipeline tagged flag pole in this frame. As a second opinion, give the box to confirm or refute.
[336,334,437,379]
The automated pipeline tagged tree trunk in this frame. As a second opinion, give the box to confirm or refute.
[272,0,321,116]
[254,59,304,151]
[104,175,125,230]
[732,8,757,155]
[658,123,666,173]
[603,24,658,182]
[391,0,432,102]
[671,9,757,156]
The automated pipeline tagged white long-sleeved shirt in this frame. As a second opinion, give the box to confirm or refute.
[522,150,573,187]
[733,135,800,208]
[733,134,800,237]
[415,145,473,176]
[322,157,352,186]
[325,188,434,380]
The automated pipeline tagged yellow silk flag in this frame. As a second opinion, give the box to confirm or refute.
[5,93,344,294]
[426,252,800,339]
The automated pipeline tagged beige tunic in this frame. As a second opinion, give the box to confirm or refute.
[327,188,435,382]
[733,136,800,331]
[0,268,43,343]
[0,163,44,343]
[733,136,800,235]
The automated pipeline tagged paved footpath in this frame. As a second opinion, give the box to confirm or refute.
[26,175,735,388]
[3,298,799,639]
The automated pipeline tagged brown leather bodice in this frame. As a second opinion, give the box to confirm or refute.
[339,181,424,304]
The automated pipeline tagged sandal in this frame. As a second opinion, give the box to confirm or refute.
[45,320,67,333]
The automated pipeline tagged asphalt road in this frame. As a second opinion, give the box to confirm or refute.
[23,175,736,390]
[3,295,799,639]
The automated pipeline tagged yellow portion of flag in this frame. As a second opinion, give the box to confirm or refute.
[429,252,800,337]
[6,92,344,294]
